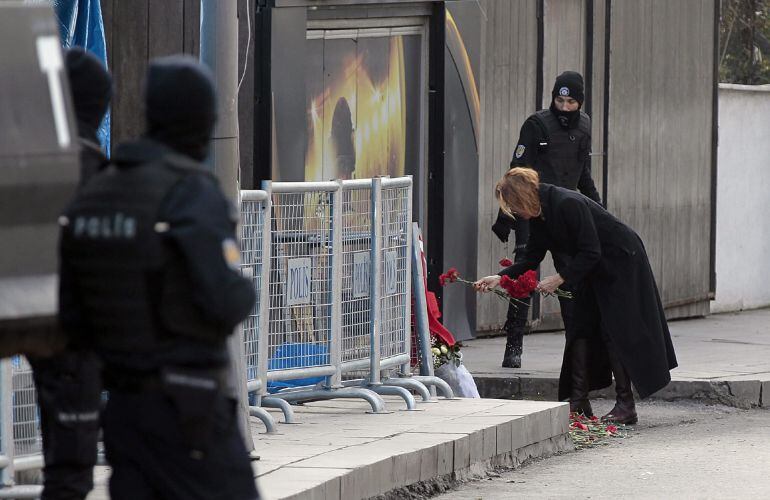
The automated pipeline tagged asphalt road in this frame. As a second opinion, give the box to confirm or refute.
[435,399,770,500]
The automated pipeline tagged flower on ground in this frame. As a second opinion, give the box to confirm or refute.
[606,425,618,434]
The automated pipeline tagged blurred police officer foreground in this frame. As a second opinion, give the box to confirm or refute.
[58,55,260,500]
[27,47,111,500]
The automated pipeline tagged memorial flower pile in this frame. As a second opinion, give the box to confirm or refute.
[569,412,626,449]
[430,334,462,369]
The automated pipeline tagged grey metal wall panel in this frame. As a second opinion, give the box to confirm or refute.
[104,1,200,150]
[542,0,586,108]
[607,0,714,318]
[590,0,605,196]
[475,0,539,331]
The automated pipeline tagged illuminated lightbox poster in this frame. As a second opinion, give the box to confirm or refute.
[302,30,423,182]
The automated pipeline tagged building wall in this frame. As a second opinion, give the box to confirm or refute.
[712,84,770,313]
[605,0,715,319]
[474,0,539,332]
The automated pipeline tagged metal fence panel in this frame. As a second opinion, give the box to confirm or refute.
[265,182,339,382]
[240,191,269,385]
[10,357,40,459]
[379,178,413,367]
[340,181,373,371]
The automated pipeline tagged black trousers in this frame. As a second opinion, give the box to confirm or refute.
[103,389,259,500]
[30,350,102,500]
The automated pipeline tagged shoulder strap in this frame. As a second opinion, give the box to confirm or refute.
[577,111,592,136]
[533,109,560,142]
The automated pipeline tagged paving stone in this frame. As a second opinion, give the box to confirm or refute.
[437,441,454,476]
[405,449,421,486]
[550,404,570,436]
[482,426,497,459]
[259,467,345,500]
[469,428,483,464]
[419,444,439,482]
[496,422,512,454]
[453,434,470,471]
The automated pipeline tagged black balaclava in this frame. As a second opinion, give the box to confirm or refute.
[144,55,217,162]
[64,48,112,143]
[549,70,584,129]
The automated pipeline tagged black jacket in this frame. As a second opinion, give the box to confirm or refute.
[500,184,677,398]
[493,110,601,243]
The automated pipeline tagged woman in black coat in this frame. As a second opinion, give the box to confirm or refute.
[475,168,678,424]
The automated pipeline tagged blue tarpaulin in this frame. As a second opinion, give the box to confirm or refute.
[266,343,329,393]
[50,0,111,153]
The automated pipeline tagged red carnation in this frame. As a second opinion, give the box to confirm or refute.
[499,275,516,295]
[499,258,513,267]
[446,267,460,283]
[518,270,538,292]
[606,425,618,434]
[439,273,448,286]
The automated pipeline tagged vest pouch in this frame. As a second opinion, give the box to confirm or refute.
[160,366,224,456]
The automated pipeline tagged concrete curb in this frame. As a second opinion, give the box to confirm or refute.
[256,400,572,500]
[474,375,768,409]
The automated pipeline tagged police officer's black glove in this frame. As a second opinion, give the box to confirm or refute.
[491,209,513,243]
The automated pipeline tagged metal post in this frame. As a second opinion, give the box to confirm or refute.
[257,181,273,405]
[328,181,344,389]
[199,0,254,452]
[369,178,383,385]
[401,176,414,376]
[0,359,14,487]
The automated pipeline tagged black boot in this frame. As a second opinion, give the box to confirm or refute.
[601,351,637,425]
[501,319,525,368]
[568,338,594,417]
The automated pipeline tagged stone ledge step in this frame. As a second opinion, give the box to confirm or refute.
[256,398,570,500]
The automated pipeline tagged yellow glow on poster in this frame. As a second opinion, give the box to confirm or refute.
[304,37,407,181]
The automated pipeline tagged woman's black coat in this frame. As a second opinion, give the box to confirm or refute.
[501,184,678,399]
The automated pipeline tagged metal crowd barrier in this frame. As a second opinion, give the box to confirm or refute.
[0,357,44,498]
[239,177,453,429]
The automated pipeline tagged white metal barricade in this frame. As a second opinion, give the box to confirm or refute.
[339,180,374,374]
[239,190,278,431]
[10,358,40,461]
[252,181,385,416]
[378,177,413,372]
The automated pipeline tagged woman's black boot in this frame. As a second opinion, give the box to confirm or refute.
[568,338,594,417]
[601,352,637,424]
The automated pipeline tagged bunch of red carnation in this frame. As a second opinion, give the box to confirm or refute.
[499,270,538,299]
[438,267,460,286]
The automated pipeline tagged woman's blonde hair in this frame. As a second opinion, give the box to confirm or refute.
[496,167,540,218]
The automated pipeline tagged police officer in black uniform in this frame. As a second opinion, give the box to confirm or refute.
[29,47,111,500]
[492,71,600,384]
[58,55,259,500]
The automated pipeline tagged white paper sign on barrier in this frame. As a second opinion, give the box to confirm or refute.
[352,251,370,298]
[286,257,312,306]
[384,250,398,296]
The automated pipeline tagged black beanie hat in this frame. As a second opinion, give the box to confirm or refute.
[64,48,112,141]
[145,55,217,161]
[551,71,584,105]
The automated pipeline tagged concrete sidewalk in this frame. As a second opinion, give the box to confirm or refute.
[464,308,770,408]
[87,397,570,500]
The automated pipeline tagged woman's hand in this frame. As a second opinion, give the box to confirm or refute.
[536,274,564,294]
[473,275,501,292]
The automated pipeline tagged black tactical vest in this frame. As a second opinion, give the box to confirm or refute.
[60,156,225,361]
[532,109,591,190]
